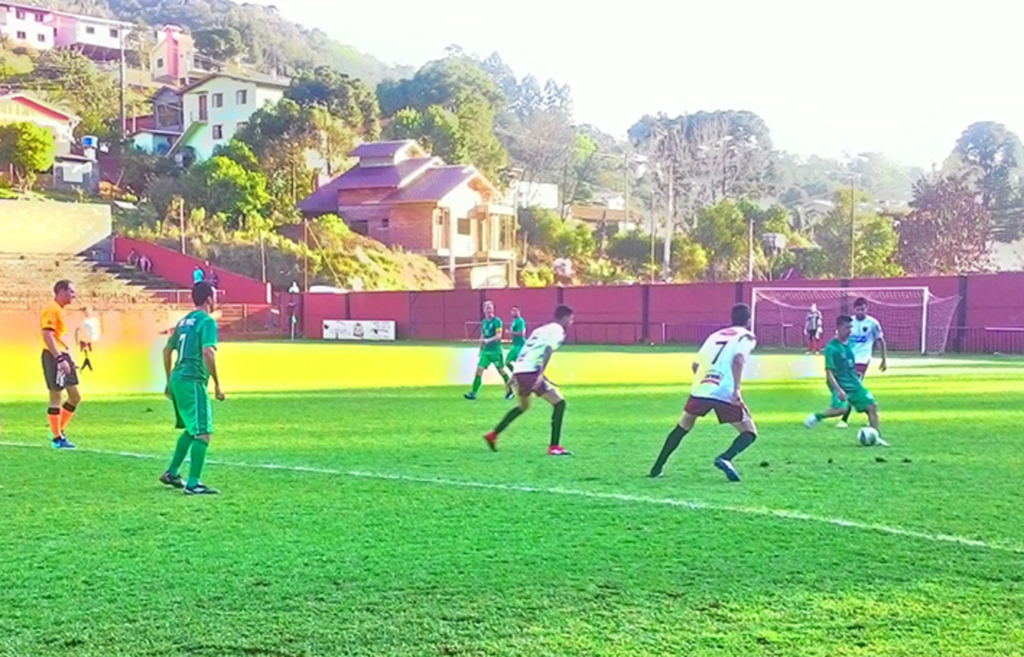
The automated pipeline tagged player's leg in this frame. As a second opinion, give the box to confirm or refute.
[806,388,849,429]
[649,411,698,478]
[160,383,192,488]
[715,414,758,482]
[465,358,488,400]
[839,365,868,426]
[539,385,569,455]
[484,375,533,450]
[184,381,218,495]
[59,384,81,441]
[42,351,66,447]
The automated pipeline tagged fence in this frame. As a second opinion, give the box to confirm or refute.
[299,273,1024,354]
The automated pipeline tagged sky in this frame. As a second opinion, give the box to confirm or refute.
[252,0,1024,168]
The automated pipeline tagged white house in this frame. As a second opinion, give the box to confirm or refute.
[0,2,56,50]
[165,72,288,161]
[513,181,559,210]
[52,9,133,60]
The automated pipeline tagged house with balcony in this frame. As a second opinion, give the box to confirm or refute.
[298,140,517,288]
[52,9,132,60]
[168,72,287,161]
[0,2,56,50]
[127,86,183,156]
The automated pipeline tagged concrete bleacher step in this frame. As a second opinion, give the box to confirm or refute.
[0,253,168,307]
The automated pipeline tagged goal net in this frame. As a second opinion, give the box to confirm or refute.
[751,287,961,354]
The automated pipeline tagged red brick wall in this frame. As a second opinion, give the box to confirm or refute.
[388,204,436,251]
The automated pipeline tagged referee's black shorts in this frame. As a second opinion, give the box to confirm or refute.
[42,351,79,391]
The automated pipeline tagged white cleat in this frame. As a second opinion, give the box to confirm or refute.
[804,414,820,429]
[876,437,891,447]
[835,421,849,429]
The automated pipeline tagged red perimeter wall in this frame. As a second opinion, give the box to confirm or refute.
[113,237,271,305]
[300,274,1024,350]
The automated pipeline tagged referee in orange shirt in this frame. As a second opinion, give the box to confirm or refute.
[41,280,81,449]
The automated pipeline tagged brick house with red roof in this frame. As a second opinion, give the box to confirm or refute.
[299,140,517,288]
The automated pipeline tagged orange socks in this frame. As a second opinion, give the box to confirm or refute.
[48,408,61,438]
[59,403,76,435]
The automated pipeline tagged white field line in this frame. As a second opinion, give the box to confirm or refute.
[3,441,1023,555]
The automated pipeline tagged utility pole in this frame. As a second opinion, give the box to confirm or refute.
[662,161,674,280]
[178,198,185,254]
[747,214,754,282]
[303,217,309,292]
[849,175,857,279]
[623,150,631,229]
[119,28,127,138]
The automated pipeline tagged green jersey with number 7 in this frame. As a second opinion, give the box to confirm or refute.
[690,327,757,403]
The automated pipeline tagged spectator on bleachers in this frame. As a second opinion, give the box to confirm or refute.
[193,264,205,285]
[208,269,219,290]
[139,255,152,273]
[127,249,139,267]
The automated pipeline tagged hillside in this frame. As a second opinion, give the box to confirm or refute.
[31,0,412,84]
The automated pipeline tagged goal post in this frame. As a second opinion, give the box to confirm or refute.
[750,287,961,355]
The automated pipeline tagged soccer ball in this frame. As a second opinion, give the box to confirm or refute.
[858,427,879,447]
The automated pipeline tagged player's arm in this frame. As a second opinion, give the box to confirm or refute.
[203,347,225,401]
[483,320,504,345]
[878,330,889,372]
[732,353,746,402]
[825,368,847,402]
[534,346,554,389]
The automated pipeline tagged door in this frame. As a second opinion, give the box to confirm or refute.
[198,94,208,121]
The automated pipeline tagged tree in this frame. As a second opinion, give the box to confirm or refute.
[948,122,1024,241]
[193,27,244,68]
[286,65,381,138]
[814,190,903,278]
[13,49,120,139]
[184,156,270,230]
[691,200,751,280]
[0,122,55,191]
[383,106,466,164]
[235,99,355,219]
[898,173,991,274]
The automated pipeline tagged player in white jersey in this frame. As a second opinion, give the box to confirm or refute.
[649,304,759,482]
[484,305,575,456]
[838,297,888,428]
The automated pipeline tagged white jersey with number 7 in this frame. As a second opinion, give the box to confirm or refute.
[690,327,757,403]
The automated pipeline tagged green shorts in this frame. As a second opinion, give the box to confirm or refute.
[169,377,214,437]
[477,350,505,370]
[506,346,523,367]
[830,385,876,413]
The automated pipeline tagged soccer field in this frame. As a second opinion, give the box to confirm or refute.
[1,345,1023,656]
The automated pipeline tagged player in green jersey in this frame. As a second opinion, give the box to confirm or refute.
[159,283,226,495]
[465,300,513,400]
[804,314,888,444]
[504,306,526,397]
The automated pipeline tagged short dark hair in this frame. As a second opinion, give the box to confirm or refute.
[511,305,520,310]
[836,314,853,327]
[54,279,73,295]
[192,282,215,307]
[731,303,751,327]
[853,297,868,307]
[555,304,574,321]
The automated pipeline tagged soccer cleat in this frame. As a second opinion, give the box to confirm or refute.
[184,483,220,495]
[463,393,478,401]
[159,471,185,489]
[484,431,499,452]
[51,436,76,450]
[804,414,820,429]
[548,445,573,457]
[835,421,849,429]
[648,467,664,479]
[714,457,741,482]
[876,436,892,447]
[504,389,515,401]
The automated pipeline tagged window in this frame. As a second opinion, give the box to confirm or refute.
[15,9,25,19]
[37,34,45,43]
[212,93,223,108]
[16,31,26,40]
[380,218,390,229]
[85,26,95,35]
[109,28,118,39]
[156,57,164,69]
[212,125,224,140]
[236,89,248,105]
[35,13,45,22]
[458,218,472,235]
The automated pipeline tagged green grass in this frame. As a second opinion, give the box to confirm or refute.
[2,355,1024,655]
